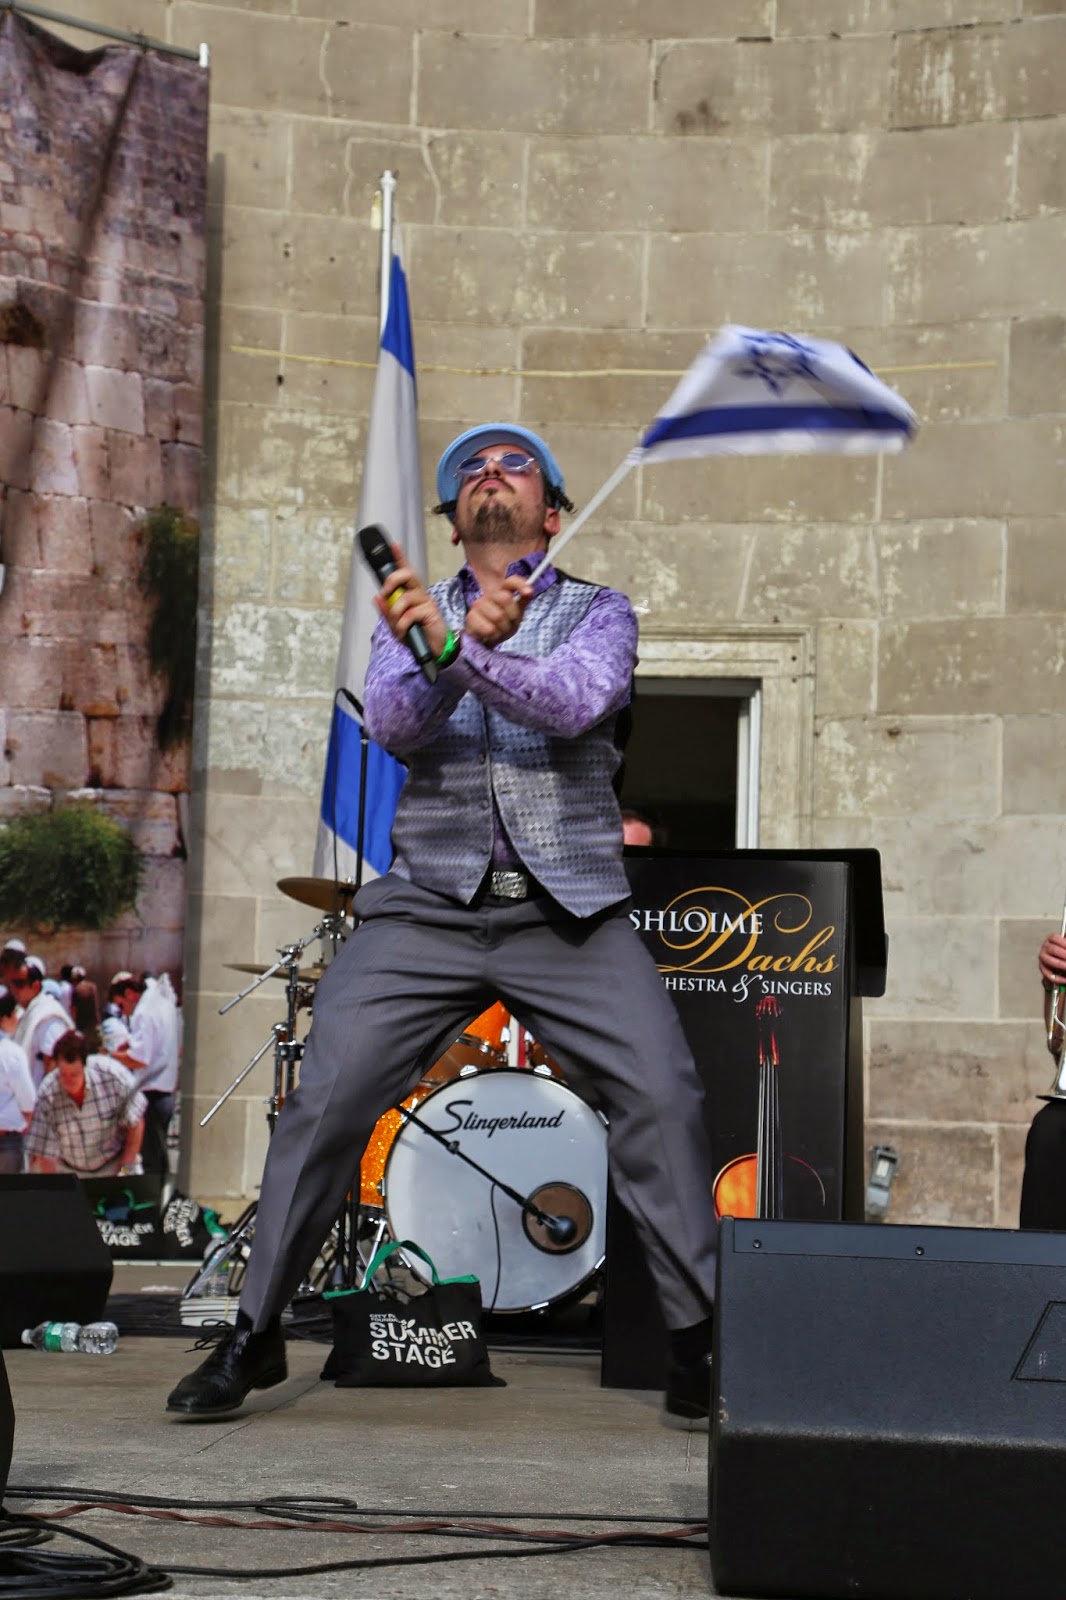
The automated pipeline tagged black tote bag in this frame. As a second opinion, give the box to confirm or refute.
[322,1239,503,1387]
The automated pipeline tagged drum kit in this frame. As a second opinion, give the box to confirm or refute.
[183,875,608,1319]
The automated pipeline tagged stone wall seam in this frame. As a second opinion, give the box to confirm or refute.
[1007,119,1021,217]
[992,1131,1005,1226]
[317,24,334,121]
[416,131,443,226]
[637,233,650,340]
[877,1117,1020,1133]
[735,515,758,617]
[519,134,531,232]
[408,27,420,128]
[339,132,357,222]
[760,132,772,234]
[872,450,885,532]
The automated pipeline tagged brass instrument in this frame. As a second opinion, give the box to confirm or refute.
[1039,898,1066,1101]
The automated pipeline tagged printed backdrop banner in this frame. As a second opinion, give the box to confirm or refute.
[0,12,208,1181]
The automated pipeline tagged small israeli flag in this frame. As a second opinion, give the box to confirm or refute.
[639,325,916,461]
[531,325,916,580]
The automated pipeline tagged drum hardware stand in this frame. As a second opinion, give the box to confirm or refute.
[207,920,326,1128]
[398,1105,582,1250]
[359,1206,391,1264]
[312,682,377,1290]
[184,675,373,1314]
[314,906,350,971]
[181,920,355,1314]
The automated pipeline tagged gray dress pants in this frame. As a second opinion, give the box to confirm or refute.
[239,874,717,1333]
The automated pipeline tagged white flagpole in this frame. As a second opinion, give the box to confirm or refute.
[376,169,395,333]
[529,451,640,582]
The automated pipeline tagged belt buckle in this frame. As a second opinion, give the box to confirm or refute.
[489,869,528,901]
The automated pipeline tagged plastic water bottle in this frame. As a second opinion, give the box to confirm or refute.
[76,1321,120,1354]
[21,1320,119,1354]
[200,1241,231,1298]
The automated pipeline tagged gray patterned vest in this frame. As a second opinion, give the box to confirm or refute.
[389,573,631,918]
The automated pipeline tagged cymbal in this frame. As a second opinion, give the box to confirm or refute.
[226,961,326,983]
[276,876,357,913]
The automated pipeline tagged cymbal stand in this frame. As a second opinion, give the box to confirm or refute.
[182,925,324,1312]
[203,923,325,1128]
[186,683,373,1311]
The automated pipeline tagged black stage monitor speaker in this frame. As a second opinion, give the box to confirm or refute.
[0,1175,113,1347]
[711,1217,1066,1600]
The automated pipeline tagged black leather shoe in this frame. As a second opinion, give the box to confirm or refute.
[662,1352,711,1431]
[166,1322,287,1417]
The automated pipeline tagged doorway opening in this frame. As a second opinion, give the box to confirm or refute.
[620,677,761,851]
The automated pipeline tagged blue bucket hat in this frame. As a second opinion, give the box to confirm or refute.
[434,424,572,519]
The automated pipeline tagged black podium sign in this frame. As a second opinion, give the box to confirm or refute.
[601,848,885,1388]
[626,850,864,1221]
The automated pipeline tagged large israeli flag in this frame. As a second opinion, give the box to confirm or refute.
[639,325,916,461]
[313,248,425,885]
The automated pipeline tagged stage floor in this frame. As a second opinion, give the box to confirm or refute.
[4,1263,716,1599]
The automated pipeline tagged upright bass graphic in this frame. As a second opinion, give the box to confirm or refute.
[712,994,826,1219]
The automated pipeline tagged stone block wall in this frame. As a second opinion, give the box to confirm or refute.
[38,1,1062,1223]
[0,15,206,994]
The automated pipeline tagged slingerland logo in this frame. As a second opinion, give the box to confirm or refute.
[370,1314,478,1369]
[438,1098,564,1137]
[631,887,839,1002]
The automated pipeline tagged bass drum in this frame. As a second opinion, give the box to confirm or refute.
[382,1068,607,1314]
[463,1000,510,1054]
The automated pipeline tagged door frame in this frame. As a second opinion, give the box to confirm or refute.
[635,624,814,848]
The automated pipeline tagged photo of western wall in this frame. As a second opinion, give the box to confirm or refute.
[0,13,207,1164]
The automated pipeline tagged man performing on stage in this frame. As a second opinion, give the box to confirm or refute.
[167,425,718,1424]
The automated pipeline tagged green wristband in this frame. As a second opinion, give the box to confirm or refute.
[436,629,461,669]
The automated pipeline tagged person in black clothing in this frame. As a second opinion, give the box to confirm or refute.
[1019,929,1066,1229]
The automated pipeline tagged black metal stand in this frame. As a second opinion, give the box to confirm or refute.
[330,687,371,1287]
[182,692,375,1309]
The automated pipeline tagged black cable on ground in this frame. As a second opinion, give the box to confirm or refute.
[0,1513,170,1597]
[160,1531,708,1583]
[6,1485,705,1528]
[1,1487,707,1584]
[0,1527,51,1549]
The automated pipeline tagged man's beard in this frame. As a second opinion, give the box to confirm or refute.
[465,496,519,544]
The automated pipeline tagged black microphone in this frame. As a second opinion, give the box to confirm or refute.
[358,523,438,685]
[522,1204,577,1246]
[542,1213,577,1246]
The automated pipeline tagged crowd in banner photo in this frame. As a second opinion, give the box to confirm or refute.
[0,939,182,1180]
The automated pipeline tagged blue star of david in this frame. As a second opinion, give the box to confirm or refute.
[733,332,821,396]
